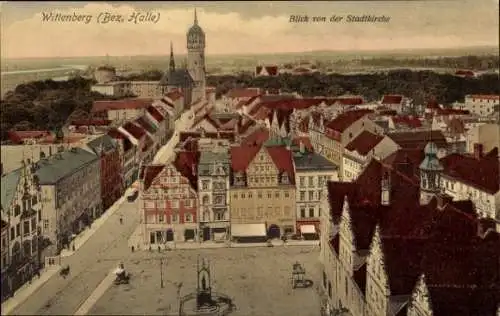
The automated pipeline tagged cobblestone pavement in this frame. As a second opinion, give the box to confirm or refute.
[9,199,141,316]
[90,246,322,316]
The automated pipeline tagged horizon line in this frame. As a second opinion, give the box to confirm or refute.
[1,44,498,61]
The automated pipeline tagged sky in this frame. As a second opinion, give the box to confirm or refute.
[1,0,499,58]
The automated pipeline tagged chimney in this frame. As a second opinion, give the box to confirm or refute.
[299,141,305,154]
[473,143,483,159]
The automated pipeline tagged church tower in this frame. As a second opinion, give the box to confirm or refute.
[187,9,206,103]
[419,142,443,205]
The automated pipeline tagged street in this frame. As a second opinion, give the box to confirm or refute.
[10,199,141,316]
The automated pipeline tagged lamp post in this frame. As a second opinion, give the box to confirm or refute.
[159,258,164,288]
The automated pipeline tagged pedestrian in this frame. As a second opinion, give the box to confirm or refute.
[158,245,161,252]
[131,246,135,252]
[119,217,123,225]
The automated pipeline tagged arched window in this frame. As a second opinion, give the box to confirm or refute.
[202,195,209,205]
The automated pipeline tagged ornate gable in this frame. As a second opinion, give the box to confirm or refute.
[408,274,433,316]
[246,147,275,174]
[339,196,355,271]
[368,225,389,295]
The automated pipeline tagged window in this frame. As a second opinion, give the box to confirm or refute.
[150,232,155,244]
[309,208,315,218]
[10,227,15,241]
[284,191,290,198]
[300,191,305,201]
[16,224,20,237]
[299,176,305,187]
[44,219,49,230]
[14,205,21,216]
[185,213,193,222]
[318,190,322,200]
[202,195,210,205]
[308,176,314,187]
[23,221,30,236]
[241,193,245,199]
[267,191,272,198]
[159,214,165,222]
[185,199,192,208]
[323,271,327,288]
[233,193,238,199]
[318,207,322,217]
[202,180,210,190]
[215,212,225,221]
[300,208,306,218]
[258,191,262,198]
[172,213,179,223]
[309,191,314,201]
[257,207,264,217]
[171,200,179,208]
[275,191,280,198]
[248,192,253,199]
[31,218,37,232]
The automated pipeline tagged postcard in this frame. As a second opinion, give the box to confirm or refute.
[0,1,499,316]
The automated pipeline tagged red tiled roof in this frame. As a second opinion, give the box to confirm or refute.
[147,106,164,123]
[381,95,403,104]
[381,237,427,295]
[173,151,200,190]
[142,165,165,191]
[7,130,51,144]
[107,128,126,139]
[193,114,220,129]
[467,94,499,100]
[91,98,152,113]
[345,131,384,156]
[226,88,261,99]
[325,109,373,132]
[392,116,422,128]
[256,66,278,76]
[71,119,112,126]
[266,146,295,184]
[165,90,184,101]
[230,145,261,172]
[455,70,475,76]
[435,108,470,116]
[135,117,156,134]
[122,122,146,140]
[328,97,365,106]
[241,128,270,146]
[440,148,499,194]
[387,130,447,149]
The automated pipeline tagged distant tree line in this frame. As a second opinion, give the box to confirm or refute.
[0,76,113,142]
[1,68,498,142]
[356,55,499,70]
[205,71,499,105]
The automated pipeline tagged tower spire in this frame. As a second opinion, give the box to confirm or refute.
[194,8,198,25]
[169,41,175,72]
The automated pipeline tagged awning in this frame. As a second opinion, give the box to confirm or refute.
[231,224,266,237]
[301,225,316,234]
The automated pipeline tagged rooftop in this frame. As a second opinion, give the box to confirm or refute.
[1,168,21,212]
[293,152,338,171]
[35,148,98,185]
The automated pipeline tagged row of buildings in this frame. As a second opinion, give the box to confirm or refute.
[140,130,338,244]
[1,10,210,302]
[138,87,499,247]
[0,93,184,302]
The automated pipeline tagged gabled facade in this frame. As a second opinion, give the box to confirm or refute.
[0,160,42,300]
[229,144,296,237]
[343,132,399,182]
[141,151,199,245]
[197,150,231,241]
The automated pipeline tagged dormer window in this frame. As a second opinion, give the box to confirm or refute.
[281,173,289,184]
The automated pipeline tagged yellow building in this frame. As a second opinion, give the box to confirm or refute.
[229,143,296,240]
